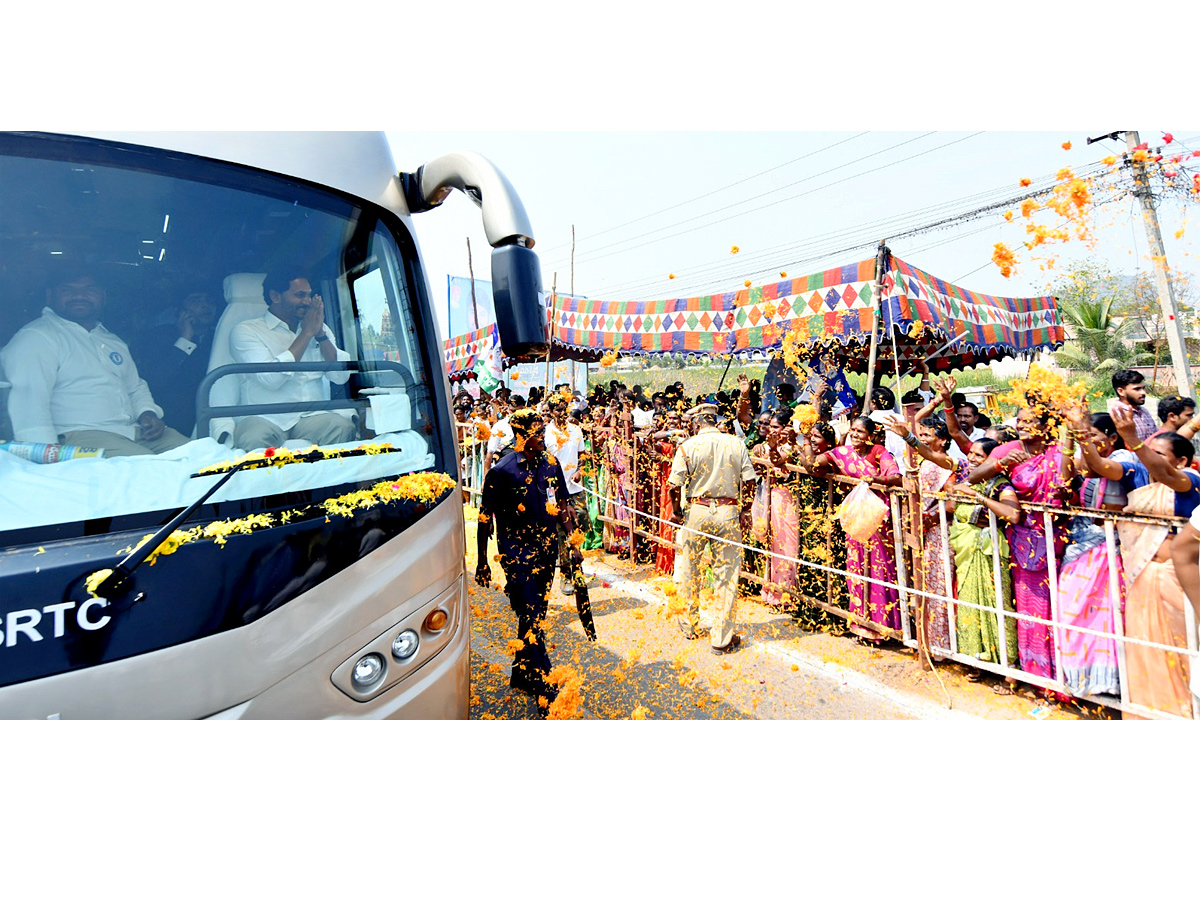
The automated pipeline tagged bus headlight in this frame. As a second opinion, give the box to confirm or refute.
[352,653,386,687]
[392,629,420,660]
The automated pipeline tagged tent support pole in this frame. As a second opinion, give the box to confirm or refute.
[865,242,889,400]
[545,273,556,393]
[717,353,735,392]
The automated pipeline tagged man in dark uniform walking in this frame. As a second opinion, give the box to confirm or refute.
[477,407,583,714]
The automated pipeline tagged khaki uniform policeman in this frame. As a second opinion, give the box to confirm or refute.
[668,403,757,654]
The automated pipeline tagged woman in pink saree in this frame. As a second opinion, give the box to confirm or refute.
[970,407,1071,681]
[762,407,800,608]
[803,416,903,643]
[604,401,634,557]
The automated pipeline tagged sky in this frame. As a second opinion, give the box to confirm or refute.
[389,129,1200,342]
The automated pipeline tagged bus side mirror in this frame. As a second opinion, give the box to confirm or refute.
[491,243,547,360]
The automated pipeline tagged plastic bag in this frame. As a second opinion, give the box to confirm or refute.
[750,480,770,542]
[835,481,888,544]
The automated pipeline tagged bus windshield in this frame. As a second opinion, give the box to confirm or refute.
[0,133,451,546]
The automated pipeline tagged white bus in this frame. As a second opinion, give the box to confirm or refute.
[0,131,546,718]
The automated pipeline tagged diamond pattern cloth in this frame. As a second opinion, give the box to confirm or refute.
[443,257,1064,379]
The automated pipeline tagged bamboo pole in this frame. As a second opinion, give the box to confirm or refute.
[544,274,556,393]
[466,237,480,331]
[864,241,888,401]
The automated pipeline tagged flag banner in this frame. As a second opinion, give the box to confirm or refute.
[448,276,496,339]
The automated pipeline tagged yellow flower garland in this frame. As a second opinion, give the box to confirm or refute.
[86,471,455,593]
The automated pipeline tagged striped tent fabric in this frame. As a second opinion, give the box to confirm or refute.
[544,255,1062,371]
[441,255,1064,378]
[443,324,497,382]
[884,257,1064,358]
[550,259,879,357]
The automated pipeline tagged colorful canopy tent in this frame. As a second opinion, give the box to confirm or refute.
[443,323,500,384]
[545,254,1063,373]
[442,321,603,386]
[442,280,603,386]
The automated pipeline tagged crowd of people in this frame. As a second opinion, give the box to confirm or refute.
[458,365,1200,719]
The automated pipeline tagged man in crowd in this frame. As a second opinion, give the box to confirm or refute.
[770,382,797,411]
[948,400,987,462]
[1108,369,1157,443]
[668,401,758,655]
[230,267,356,450]
[135,286,219,436]
[1,268,189,456]
[1151,395,1196,439]
[477,408,583,714]
[545,392,587,597]
[868,386,907,470]
[483,394,514,476]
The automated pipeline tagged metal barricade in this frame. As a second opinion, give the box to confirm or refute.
[570,433,1200,721]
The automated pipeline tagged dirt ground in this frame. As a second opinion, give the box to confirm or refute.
[463,510,1112,720]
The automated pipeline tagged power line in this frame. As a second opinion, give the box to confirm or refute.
[566,132,985,271]
[537,131,872,254]
[540,132,944,270]
[593,157,1118,301]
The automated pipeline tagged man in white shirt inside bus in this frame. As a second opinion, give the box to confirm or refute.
[1,269,190,456]
[230,267,356,451]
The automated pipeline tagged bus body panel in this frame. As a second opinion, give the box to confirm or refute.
[0,494,467,720]
[65,131,414,222]
[0,131,490,718]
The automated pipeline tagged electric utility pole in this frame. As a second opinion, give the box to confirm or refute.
[1090,131,1193,397]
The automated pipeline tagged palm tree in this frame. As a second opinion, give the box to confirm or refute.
[1051,262,1155,374]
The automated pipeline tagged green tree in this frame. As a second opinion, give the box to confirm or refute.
[1121,270,1197,374]
[1050,260,1153,374]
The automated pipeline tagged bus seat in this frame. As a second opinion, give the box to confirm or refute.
[206,273,267,443]
[0,358,12,443]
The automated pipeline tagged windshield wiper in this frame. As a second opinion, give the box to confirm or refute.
[91,459,253,602]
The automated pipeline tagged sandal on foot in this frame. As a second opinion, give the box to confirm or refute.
[711,634,743,656]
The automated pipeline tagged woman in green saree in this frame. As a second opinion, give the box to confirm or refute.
[945,438,1022,668]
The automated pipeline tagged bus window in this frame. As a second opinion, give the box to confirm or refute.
[0,135,451,546]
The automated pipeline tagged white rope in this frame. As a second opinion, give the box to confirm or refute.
[454,423,1198,663]
[577,482,1200,661]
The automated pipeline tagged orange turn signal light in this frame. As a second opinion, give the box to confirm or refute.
[424,609,449,633]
